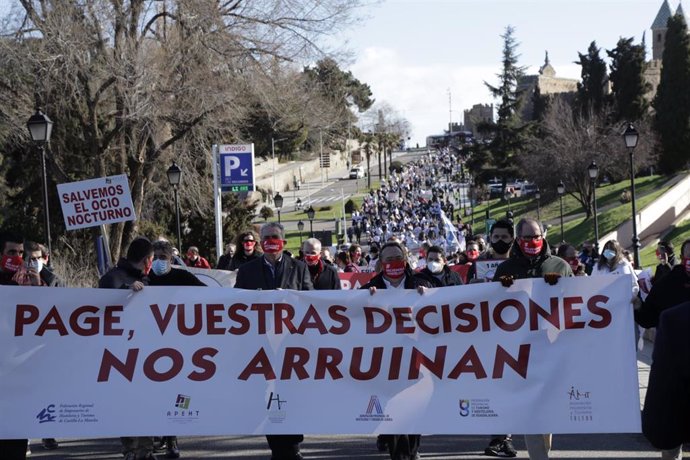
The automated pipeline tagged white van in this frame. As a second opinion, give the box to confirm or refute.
[349,166,365,179]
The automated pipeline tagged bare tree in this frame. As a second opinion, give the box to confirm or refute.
[0,0,364,258]
[521,96,655,218]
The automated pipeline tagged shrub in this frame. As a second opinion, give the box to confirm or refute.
[259,206,274,221]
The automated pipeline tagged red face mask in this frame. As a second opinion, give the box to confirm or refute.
[383,260,406,279]
[1,255,24,273]
[519,238,543,256]
[243,241,256,251]
[466,250,479,261]
[304,254,320,266]
[261,238,284,254]
[567,258,580,272]
[683,256,690,275]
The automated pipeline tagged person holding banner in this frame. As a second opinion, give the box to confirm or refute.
[361,241,433,460]
[235,222,313,460]
[414,245,463,287]
[493,218,572,460]
[0,230,30,460]
[98,236,158,460]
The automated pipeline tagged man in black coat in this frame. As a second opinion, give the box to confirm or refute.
[0,231,29,459]
[636,239,690,329]
[361,241,432,460]
[235,222,313,460]
[642,301,690,459]
[98,237,157,460]
[301,238,341,290]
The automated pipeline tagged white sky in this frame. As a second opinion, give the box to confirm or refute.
[335,0,675,145]
[0,0,676,145]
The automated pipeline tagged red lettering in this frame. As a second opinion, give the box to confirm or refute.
[143,348,183,382]
[327,305,350,334]
[364,307,392,333]
[492,344,531,379]
[280,347,310,380]
[188,347,218,381]
[250,304,272,334]
[274,303,297,334]
[314,348,343,379]
[447,346,487,379]
[587,295,612,328]
[388,347,403,379]
[97,348,138,382]
[394,307,415,334]
[493,299,526,332]
[205,304,225,334]
[228,303,250,334]
[238,347,276,380]
[350,347,382,380]
[409,346,447,379]
[563,296,586,329]
[455,303,478,333]
[150,304,176,334]
[417,305,440,334]
[296,305,328,334]
[529,298,561,330]
[14,304,39,336]
[35,306,69,336]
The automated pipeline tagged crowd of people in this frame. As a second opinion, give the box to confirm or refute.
[1,147,689,460]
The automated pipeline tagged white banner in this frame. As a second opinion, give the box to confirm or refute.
[0,276,640,438]
[57,174,136,230]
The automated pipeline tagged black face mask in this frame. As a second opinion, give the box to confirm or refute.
[491,239,513,255]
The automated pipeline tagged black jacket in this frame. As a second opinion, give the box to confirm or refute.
[361,267,433,290]
[228,251,261,271]
[415,266,463,287]
[493,241,572,280]
[235,255,313,291]
[636,265,690,328]
[40,266,65,287]
[98,258,148,289]
[309,262,342,291]
[149,267,206,286]
[642,301,690,449]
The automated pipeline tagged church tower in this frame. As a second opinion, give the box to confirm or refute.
[651,0,673,60]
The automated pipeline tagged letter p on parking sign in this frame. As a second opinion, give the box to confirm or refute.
[219,144,255,192]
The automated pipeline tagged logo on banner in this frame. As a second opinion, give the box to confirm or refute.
[459,399,470,417]
[36,404,57,423]
[568,386,593,422]
[167,394,199,422]
[356,395,392,422]
[175,394,191,410]
[267,392,288,423]
[457,399,498,418]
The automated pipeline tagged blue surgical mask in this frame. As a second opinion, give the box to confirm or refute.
[28,259,43,273]
[151,259,170,276]
[602,249,616,261]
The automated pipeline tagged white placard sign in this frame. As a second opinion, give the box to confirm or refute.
[475,259,504,281]
[0,276,640,438]
[57,174,135,230]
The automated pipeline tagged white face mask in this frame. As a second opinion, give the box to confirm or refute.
[28,259,43,273]
[602,249,616,261]
[427,261,443,274]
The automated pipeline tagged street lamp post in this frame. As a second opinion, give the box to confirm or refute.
[297,220,305,245]
[274,192,283,224]
[306,206,315,237]
[26,108,54,256]
[166,162,183,251]
[504,190,512,220]
[588,161,600,256]
[557,181,565,242]
[271,137,287,196]
[623,123,640,268]
[535,189,541,222]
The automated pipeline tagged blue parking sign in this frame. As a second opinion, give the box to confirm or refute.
[219,144,255,192]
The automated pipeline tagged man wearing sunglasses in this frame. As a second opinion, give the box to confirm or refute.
[493,218,572,460]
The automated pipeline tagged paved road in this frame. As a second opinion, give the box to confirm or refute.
[26,432,662,459]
